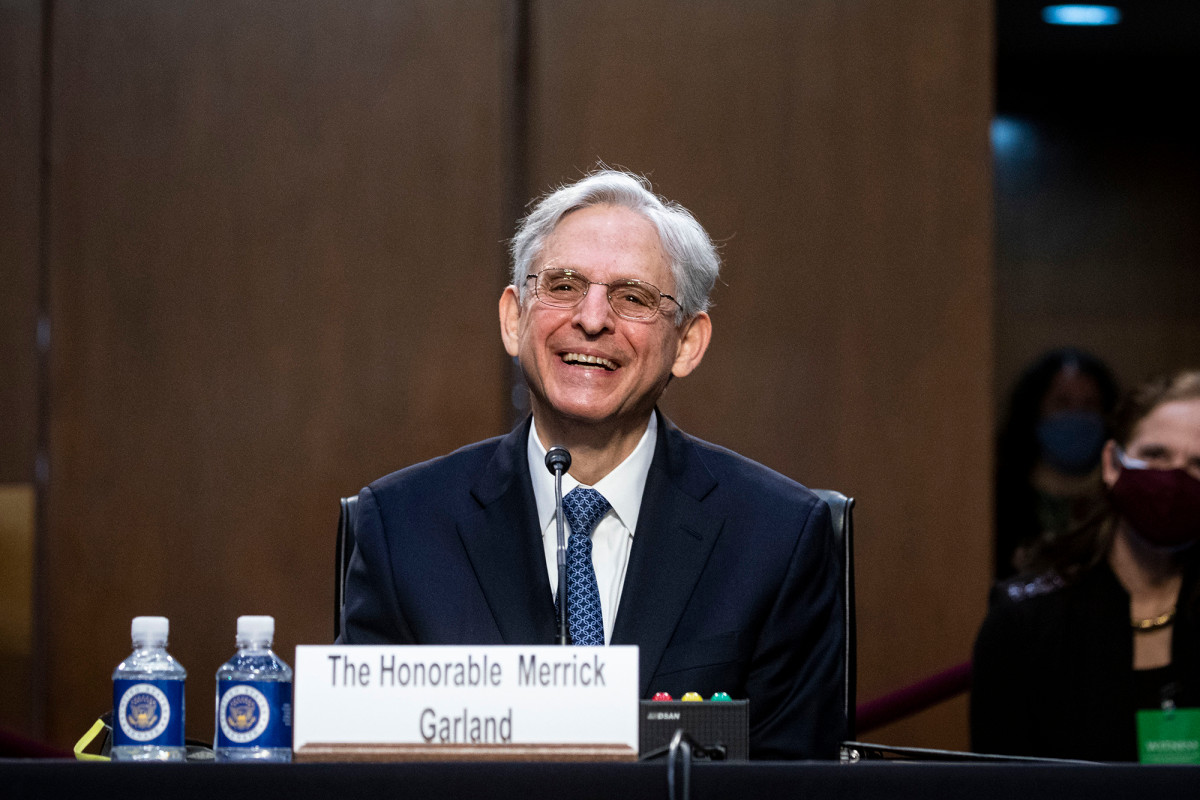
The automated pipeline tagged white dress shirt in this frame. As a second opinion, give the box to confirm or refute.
[528,413,657,645]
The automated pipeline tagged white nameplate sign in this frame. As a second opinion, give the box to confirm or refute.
[293,645,639,761]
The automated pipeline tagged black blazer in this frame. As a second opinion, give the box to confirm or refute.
[341,411,843,759]
[971,560,1200,761]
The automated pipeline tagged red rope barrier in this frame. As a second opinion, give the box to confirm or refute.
[0,726,72,758]
[855,660,973,735]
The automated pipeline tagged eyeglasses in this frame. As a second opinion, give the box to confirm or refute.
[1114,447,1150,470]
[1116,445,1200,480]
[525,268,679,321]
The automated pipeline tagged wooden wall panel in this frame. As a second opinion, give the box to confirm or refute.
[0,0,40,485]
[43,1,511,745]
[528,1,993,749]
[34,0,995,751]
[0,0,42,737]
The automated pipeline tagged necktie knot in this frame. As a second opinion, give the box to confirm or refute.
[562,487,611,538]
[560,487,610,646]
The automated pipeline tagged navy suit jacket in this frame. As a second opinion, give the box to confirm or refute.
[341,411,844,759]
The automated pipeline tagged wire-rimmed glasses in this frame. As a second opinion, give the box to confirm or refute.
[525,268,678,321]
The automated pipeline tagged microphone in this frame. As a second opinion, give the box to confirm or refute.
[545,446,571,645]
[545,447,571,475]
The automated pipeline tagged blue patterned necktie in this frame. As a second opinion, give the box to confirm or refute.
[561,487,611,646]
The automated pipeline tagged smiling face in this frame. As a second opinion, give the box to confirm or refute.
[499,204,711,443]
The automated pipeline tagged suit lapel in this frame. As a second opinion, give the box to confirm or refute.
[612,412,722,697]
[460,418,557,644]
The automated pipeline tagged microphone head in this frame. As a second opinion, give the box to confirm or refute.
[545,446,571,474]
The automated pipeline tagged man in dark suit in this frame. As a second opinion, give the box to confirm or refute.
[341,170,843,759]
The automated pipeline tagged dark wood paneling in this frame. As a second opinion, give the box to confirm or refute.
[0,0,41,485]
[38,0,995,751]
[44,1,510,745]
[0,0,42,738]
[528,1,993,749]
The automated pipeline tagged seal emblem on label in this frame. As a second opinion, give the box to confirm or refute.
[219,684,271,743]
[118,683,172,742]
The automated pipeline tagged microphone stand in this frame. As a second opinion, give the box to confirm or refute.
[545,446,572,646]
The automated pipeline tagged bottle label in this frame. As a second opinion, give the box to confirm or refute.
[216,680,292,748]
[113,679,185,746]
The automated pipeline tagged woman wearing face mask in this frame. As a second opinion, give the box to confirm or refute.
[972,369,1200,761]
[994,348,1119,581]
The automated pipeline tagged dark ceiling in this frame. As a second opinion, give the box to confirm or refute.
[996,1,1198,121]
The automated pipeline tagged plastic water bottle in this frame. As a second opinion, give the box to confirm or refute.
[111,616,187,762]
[214,615,293,762]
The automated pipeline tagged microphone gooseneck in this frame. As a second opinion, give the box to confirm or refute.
[546,445,571,645]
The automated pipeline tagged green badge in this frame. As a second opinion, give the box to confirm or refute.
[1137,708,1200,764]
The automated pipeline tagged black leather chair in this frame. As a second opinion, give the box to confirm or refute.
[333,488,856,738]
[333,494,359,641]
[811,488,857,741]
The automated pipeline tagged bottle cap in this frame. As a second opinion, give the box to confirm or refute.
[131,616,169,644]
[237,615,275,642]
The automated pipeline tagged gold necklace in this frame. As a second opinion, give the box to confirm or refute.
[1132,608,1176,632]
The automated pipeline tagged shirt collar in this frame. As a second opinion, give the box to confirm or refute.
[528,412,658,536]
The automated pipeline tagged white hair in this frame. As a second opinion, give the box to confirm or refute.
[509,170,720,323]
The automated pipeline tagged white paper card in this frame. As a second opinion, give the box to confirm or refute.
[293,645,638,751]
